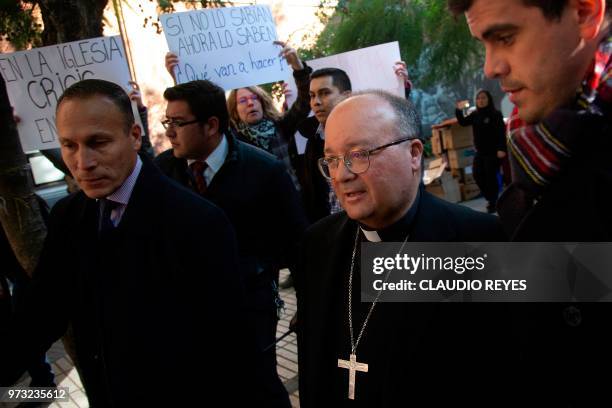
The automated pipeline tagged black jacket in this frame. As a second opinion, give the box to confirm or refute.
[455,107,506,156]
[503,114,612,406]
[1,156,251,406]
[296,116,330,223]
[155,135,308,286]
[296,191,522,407]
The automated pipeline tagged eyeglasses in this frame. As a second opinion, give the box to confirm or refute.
[237,94,259,105]
[161,118,200,129]
[318,137,415,180]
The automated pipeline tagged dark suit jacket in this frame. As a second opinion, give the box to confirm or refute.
[296,116,330,223]
[296,191,525,407]
[155,135,308,296]
[504,114,612,405]
[1,156,251,406]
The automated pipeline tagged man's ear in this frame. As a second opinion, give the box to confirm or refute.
[574,0,606,40]
[130,123,142,151]
[206,116,220,135]
[410,139,424,171]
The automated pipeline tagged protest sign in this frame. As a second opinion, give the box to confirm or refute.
[0,36,136,152]
[285,42,404,108]
[160,5,290,89]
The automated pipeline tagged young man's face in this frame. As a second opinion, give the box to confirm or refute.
[57,96,141,199]
[309,76,346,126]
[165,99,209,160]
[466,0,590,123]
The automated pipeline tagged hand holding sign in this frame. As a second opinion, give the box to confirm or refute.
[393,61,409,81]
[128,81,145,109]
[456,100,470,110]
[165,52,179,84]
[274,40,304,71]
[160,5,290,89]
[12,107,21,123]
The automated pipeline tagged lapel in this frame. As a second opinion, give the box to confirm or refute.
[319,213,355,314]
[206,133,241,193]
[305,213,354,350]
[114,155,157,240]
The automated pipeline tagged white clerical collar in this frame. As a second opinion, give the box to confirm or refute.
[360,228,382,242]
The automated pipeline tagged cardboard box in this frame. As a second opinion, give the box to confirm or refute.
[424,158,461,203]
[441,124,474,150]
[430,130,444,156]
[460,182,481,201]
[447,147,476,169]
[451,165,475,184]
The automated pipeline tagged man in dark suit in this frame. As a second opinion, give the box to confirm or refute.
[297,90,519,407]
[155,80,308,408]
[448,1,612,404]
[298,68,352,224]
[1,79,250,406]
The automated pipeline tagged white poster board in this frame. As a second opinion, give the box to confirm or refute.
[0,36,137,153]
[160,5,291,89]
[285,41,404,107]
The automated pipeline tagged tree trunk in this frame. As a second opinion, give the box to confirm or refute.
[0,75,47,278]
[0,0,108,272]
[38,0,108,44]
[1,0,109,384]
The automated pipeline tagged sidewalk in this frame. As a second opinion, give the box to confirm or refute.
[1,271,301,408]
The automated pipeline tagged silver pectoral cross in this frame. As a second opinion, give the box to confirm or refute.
[337,353,369,400]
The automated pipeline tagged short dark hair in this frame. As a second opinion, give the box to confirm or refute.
[163,80,229,134]
[57,79,134,132]
[448,0,611,19]
[351,89,422,141]
[310,68,352,93]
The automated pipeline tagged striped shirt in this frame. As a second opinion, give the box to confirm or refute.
[104,155,142,227]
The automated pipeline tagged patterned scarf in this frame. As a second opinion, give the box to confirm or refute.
[499,29,611,232]
[237,119,277,153]
[235,118,302,191]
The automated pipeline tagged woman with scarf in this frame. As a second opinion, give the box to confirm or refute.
[226,41,312,190]
[455,90,507,213]
[165,42,312,190]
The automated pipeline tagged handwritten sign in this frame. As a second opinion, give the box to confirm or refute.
[0,36,135,152]
[285,42,404,108]
[160,5,290,89]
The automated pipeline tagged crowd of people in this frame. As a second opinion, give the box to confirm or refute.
[1,0,611,406]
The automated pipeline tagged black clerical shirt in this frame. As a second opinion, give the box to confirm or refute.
[333,190,421,406]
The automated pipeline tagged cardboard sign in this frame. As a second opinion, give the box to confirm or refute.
[285,42,404,107]
[0,36,136,152]
[160,5,290,89]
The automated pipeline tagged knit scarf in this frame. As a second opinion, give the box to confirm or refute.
[237,119,277,153]
[498,29,611,233]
